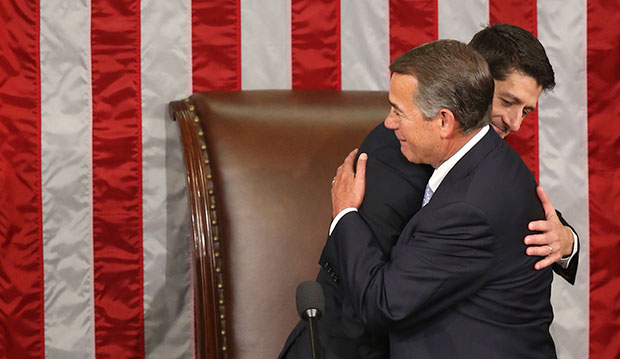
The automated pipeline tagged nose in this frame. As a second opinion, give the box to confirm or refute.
[384,109,399,130]
[504,107,523,132]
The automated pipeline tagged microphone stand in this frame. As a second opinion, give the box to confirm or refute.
[305,308,321,359]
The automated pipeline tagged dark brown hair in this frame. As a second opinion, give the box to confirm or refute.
[469,23,555,91]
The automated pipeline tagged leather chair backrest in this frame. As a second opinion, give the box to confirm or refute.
[169,90,388,359]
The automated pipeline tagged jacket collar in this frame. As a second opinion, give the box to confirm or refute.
[438,127,502,189]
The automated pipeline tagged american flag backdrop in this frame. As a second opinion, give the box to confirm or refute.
[0,0,618,358]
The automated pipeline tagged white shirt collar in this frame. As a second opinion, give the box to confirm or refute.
[427,125,489,192]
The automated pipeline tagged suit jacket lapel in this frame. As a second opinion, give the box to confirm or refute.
[397,128,503,243]
[439,128,502,189]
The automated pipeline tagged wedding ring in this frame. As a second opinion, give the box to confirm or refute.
[547,245,553,255]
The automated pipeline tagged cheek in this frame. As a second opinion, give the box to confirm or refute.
[402,143,417,161]
[490,116,503,127]
[491,103,504,118]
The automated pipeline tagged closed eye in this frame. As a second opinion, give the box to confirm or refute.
[500,98,513,106]
[391,107,404,117]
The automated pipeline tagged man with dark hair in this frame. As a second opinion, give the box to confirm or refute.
[325,38,556,358]
[470,23,555,91]
[469,25,578,278]
[280,24,575,358]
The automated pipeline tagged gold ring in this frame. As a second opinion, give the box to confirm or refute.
[547,245,553,255]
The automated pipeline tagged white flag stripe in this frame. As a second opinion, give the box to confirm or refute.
[537,1,589,357]
[140,0,194,357]
[241,0,292,89]
[40,0,94,357]
[437,0,488,42]
[341,0,390,91]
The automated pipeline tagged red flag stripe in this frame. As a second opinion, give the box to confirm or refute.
[0,1,43,358]
[389,0,438,63]
[192,0,241,91]
[489,0,537,34]
[587,0,620,357]
[489,0,539,180]
[90,1,144,357]
[291,0,341,89]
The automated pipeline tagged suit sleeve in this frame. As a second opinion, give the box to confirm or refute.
[551,209,579,284]
[355,122,432,257]
[357,152,431,257]
[320,201,495,333]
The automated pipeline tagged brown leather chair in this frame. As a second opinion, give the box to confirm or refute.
[169,90,388,359]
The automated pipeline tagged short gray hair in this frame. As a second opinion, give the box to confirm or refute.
[389,39,494,133]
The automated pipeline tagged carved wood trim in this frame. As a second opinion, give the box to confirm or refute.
[169,97,228,359]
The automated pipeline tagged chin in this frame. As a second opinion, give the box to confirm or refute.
[491,124,507,138]
[400,151,414,163]
[403,153,421,164]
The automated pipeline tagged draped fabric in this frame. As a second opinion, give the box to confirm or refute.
[0,0,617,358]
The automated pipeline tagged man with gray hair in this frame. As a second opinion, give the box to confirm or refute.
[324,39,556,358]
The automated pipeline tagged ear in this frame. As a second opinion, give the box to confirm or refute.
[436,109,458,139]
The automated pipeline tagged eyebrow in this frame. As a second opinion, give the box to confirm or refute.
[388,99,403,113]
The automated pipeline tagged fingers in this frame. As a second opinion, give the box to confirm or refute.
[525,228,572,264]
[335,149,358,180]
[524,232,552,245]
[535,186,557,220]
[527,220,550,234]
[529,186,560,232]
[330,149,367,217]
[525,227,562,270]
[526,188,574,258]
[343,148,359,168]
[355,152,368,180]
[526,242,557,256]
[527,244,561,270]
[337,148,367,181]
[533,255,558,270]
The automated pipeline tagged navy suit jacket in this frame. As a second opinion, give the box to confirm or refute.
[280,123,576,358]
[319,128,557,358]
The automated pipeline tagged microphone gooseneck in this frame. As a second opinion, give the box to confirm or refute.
[295,281,325,359]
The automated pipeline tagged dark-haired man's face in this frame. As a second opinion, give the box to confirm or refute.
[491,71,543,138]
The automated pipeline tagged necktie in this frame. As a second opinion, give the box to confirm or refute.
[422,183,434,207]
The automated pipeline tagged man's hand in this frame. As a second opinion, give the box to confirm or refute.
[331,149,368,218]
[525,186,575,270]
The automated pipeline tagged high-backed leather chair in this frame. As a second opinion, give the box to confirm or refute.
[169,90,388,359]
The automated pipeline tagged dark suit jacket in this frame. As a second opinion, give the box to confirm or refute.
[320,128,557,358]
[280,123,577,358]
[279,123,432,359]
[354,123,579,283]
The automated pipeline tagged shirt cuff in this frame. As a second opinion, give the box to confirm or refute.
[329,207,358,236]
[558,229,578,269]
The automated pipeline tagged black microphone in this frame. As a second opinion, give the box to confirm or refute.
[296,281,325,359]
